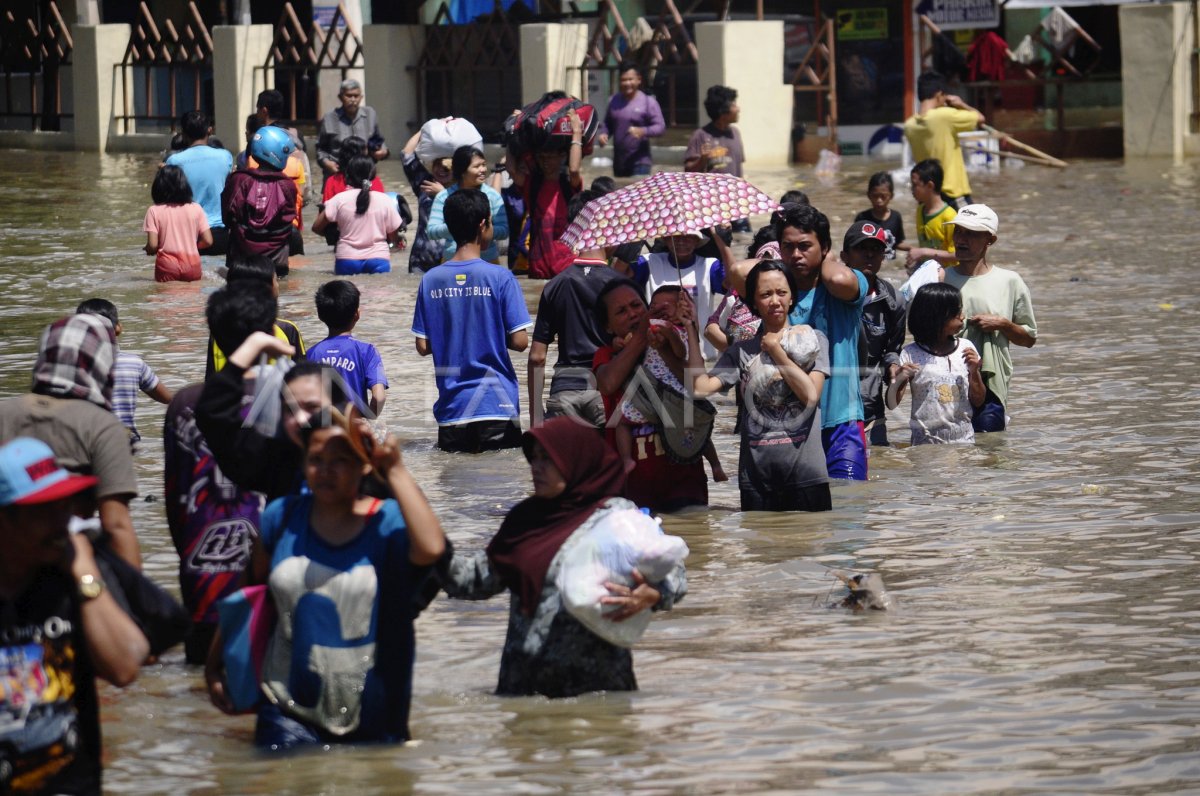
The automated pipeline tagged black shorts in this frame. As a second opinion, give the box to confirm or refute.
[740,482,832,512]
[208,226,230,256]
[437,418,523,453]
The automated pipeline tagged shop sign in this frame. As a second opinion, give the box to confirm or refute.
[916,0,1000,31]
[836,8,889,41]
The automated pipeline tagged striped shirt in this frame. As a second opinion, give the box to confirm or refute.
[113,351,159,442]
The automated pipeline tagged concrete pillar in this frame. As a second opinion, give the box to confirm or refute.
[213,25,273,156]
[364,25,425,148]
[316,0,365,116]
[695,21,793,167]
[520,23,589,105]
[73,25,129,151]
[1119,3,1194,159]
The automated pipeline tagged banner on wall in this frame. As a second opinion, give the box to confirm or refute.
[916,0,1001,30]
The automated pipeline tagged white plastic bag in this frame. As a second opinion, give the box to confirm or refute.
[414,117,483,168]
[556,509,689,648]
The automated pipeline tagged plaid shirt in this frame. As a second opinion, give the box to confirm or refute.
[32,314,115,410]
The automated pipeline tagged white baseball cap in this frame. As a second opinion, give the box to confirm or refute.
[952,204,999,235]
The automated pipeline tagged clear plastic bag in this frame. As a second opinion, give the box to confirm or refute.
[556,509,689,648]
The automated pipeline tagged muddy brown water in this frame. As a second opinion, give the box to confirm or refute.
[1,151,1197,794]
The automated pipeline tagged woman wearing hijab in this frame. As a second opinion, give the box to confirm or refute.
[438,417,686,698]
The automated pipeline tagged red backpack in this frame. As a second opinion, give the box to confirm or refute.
[512,92,600,156]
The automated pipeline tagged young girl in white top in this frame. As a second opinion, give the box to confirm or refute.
[886,282,985,444]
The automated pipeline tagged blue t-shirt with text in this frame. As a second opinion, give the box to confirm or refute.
[788,270,869,428]
[411,258,532,425]
[307,334,388,409]
[165,145,234,228]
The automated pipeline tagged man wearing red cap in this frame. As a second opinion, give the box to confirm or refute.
[0,437,148,794]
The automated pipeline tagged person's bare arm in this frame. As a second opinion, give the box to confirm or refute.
[963,346,986,407]
[69,535,149,687]
[726,257,760,297]
[415,337,432,357]
[685,320,725,397]
[970,314,1037,348]
[886,363,920,410]
[528,340,548,428]
[99,497,141,571]
[704,322,728,353]
[567,110,584,190]
[373,434,445,566]
[369,384,386,415]
[311,209,330,235]
[945,94,985,125]
[198,228,213,250]
[508,329,529,352]
[147,381,173,404]
[905,246,957,272]
[708,226,736,274]
[821,250,861,303]
[144,231,159,256]
[595,323,649,396]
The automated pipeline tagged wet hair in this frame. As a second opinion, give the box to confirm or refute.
[256,89,285,120]
[703,85,738,121]
[590,176,617,195]
[315,279,360,330]
[867,171,894,195]
[908,282,962,347]
[181,110,209,141]
[617,61,642,79]
[779,190,809,206]
[744,260,800,317]
[911,159,944,192]
[917,71,946,102]
[152,164,193,205]
[772,203,831,253]
[76,298,119,328]
[344,155,377,215]
[593,277,645,332]
[451,145,486,182]
[747,225,778,258]
[336,135,368,171]
[206,281,277,355]
[227,256,276,285]
[567,189,597,223]
[444,188,492,246]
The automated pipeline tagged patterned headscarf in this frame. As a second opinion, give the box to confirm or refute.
[755,241,782,260]
[31,314,116,410]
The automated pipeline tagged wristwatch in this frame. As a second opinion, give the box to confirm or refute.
[78,573,104,601]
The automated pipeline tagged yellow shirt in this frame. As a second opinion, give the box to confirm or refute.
[917,203,957,265]
[903,107,980,200]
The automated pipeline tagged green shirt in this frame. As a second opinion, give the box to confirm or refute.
[943,265,1037,409]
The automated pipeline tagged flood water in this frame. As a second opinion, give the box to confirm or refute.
[1,150,1198,794]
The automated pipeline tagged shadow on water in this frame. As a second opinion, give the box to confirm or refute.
[2,150,1199,793]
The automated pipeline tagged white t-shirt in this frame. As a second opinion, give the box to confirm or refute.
[643,252,723,359]
[325,189,401,261]
[898,339,979,445]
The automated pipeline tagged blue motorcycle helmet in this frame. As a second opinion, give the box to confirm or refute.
[250,125,293,170]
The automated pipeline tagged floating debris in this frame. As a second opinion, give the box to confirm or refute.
[827,571,893,611]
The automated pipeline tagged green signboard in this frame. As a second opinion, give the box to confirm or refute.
[836,8,889,42]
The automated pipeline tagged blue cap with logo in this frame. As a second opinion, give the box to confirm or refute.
[0,437,97,507]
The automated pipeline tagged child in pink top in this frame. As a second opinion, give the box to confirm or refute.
[143,165,212,282]
[311,156,401,275]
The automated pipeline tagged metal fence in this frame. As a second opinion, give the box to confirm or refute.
[115,1,213,134]
[0,1,72,131]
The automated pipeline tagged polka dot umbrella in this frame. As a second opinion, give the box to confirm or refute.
[559,171,779,253]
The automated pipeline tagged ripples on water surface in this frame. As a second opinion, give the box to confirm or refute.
[1,152,1197,794]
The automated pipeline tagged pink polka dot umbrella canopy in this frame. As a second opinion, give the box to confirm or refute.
[559,171,779,252]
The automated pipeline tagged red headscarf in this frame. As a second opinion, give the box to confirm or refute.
[486,418,626,615]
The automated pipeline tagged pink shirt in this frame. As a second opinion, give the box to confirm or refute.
[324,189,402,261]
[143,202,209,281]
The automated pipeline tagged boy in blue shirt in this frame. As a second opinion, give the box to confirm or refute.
[412,189,532,453]
[308,279,388,416]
